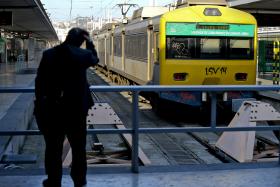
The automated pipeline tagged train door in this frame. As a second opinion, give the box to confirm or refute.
[122,30,125,71]
[147,26,153,81]
[106,34,110,68]
[152,31,160,84]
[111,33,114,67]
[104,35,108,67]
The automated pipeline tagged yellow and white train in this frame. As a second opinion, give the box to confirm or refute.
[93,1,257,110]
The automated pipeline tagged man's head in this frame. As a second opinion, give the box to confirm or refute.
[64,27,89,47]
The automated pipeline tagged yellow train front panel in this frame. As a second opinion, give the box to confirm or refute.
[160,60,256,85]
[159,5,257,86]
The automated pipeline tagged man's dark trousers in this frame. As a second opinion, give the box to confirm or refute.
[38,109,87,187]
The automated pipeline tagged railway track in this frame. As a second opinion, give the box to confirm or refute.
[87,68,222,165]
[87,68,279,165]
[16,68,279,169]
[63,73,153,167]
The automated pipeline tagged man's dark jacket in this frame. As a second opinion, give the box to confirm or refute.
[34,43,99,118]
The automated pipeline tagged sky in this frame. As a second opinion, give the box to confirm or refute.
[41,0,175,22]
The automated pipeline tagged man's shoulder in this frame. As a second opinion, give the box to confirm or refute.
[42,47,56,56]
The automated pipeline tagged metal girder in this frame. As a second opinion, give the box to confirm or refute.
[216,101,280,162]
[87,103,122,125]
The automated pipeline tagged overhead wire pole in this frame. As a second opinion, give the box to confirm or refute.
[70,0,73,20]
[150,0,156,6]
[116,2,138,23]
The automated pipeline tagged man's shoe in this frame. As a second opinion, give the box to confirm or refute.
[42,179,61,187]
[42,179,49,187]
[74,181,87,187]
[74,185,87,187]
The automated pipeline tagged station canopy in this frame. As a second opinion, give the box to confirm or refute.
[228,0,280,27]
[0,0,58,41]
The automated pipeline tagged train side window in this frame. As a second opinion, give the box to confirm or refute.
[107,37,111,55]
[125,34,147,61]
[114,36,122,57]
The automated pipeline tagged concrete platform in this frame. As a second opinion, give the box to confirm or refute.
[0,63,37,121]
[0,163,279,187]
[0,62,38,159]
[256,78,280,102]
[257,77,279,86]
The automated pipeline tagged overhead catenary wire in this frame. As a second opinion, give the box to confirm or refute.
[43,0,173,21]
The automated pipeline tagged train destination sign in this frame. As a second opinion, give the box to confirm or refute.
[166,23,255,37]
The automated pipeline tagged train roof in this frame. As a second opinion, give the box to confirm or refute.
[101,23,119,31]
[131,7,170,22]
[161,5,257,25]
[177,0,228,8]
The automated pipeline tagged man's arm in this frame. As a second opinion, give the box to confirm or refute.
[86,39,98,57]
[84,36,99,67]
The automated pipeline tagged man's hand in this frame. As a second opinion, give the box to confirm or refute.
[83,35,92,43]
[84,35,97,56]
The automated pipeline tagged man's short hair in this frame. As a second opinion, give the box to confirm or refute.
[65,27,89,47]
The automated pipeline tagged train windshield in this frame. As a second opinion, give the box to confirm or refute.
[166,37,254,60]
[165,23,255,60]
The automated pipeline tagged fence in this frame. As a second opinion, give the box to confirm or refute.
[0,85,280,173]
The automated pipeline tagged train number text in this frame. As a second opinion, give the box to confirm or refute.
[205,67,227,75]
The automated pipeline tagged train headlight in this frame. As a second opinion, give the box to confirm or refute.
[173,73,188,81]
[235,73,248,81]
[204,8,222,16]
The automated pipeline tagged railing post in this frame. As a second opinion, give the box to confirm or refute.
[210,92,217,128]
[132,91,139,173]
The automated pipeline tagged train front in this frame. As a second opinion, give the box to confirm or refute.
[158,5,257,107]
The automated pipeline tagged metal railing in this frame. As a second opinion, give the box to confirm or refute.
[0,85,280,173]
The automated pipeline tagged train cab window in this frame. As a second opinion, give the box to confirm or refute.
[166,37,195,59]
[200,38,221,58]
[229,39,253,59]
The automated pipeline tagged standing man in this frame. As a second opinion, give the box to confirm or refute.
[34,28,99,187]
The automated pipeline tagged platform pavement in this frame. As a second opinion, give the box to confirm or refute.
[0,163,279,187]
[257,77,280,86]
[257,77,280,101]
[0,62,38,160]
[0,63,37,120]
